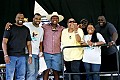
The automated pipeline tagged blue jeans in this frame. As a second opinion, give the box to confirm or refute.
[6,56,26,80]
[84,62,100,80]
[26,54,39,80]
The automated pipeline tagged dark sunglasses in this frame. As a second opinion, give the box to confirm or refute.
[68,21,75,23]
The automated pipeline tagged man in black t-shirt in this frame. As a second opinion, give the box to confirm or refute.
[2,12,32,80]
[95,16,118,71]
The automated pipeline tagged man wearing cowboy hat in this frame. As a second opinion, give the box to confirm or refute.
[42,12,64,80]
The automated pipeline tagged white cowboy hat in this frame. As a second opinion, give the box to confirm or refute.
[46,12,64,22]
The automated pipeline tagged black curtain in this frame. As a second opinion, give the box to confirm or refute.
[0,0,35,64]
[36,0,120,72]
[36,0,120,45]
[0,0,120,47]
[0,0,120,64]
[0,0,35,50]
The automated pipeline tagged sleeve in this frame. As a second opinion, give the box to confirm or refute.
[78,28,84,42]
[61,29,66,49]
[108,23,117,36]
[26,28,32,41]
[40,28,44,42]
[3,30,11,39]
[97,33,106,43]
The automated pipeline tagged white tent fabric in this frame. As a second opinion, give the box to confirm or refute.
[34,1,48,16]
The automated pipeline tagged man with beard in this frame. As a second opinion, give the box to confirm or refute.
[95,16,118,72]
[24,13,44,80]
[2,12,32,80]
[42,12,64,80]
[5,13,44,80]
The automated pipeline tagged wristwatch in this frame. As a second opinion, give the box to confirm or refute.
[29,54,32,57]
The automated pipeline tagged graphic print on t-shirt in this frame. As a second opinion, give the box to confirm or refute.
[32,31,38,41]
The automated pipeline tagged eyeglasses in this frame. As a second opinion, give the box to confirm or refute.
[68,21,75,23]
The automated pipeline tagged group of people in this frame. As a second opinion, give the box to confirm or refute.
[2,12,118,80]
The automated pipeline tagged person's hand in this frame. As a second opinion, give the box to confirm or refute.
[78,24,82,28]
[87,40,93,46]
[107,41,115,47]
[4,56,10,64]
[5,22,12,30]
[38,52,43,57]
[28,56,32,64]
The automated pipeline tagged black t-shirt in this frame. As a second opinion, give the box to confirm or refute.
[95,22,118,55]
[3,24,31,56]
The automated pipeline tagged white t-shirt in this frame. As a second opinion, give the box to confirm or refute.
[24,22,44,55]
[82,33,105,64]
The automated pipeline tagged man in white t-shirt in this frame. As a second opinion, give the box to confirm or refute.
[24,13,44,80]
[4,13,44,80]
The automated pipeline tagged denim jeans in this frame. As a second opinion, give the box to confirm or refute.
[26,54,39,80]
[84,62,100,80]
[65,60,81,80]
[44,52,62,71]
[6,56,26,80]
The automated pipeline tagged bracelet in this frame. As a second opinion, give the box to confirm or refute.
[4,55,8,57]
[94,43,97,46]
[29,54,32,57]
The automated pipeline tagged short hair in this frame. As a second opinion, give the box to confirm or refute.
[34,13,41,17]
[17,12,24,15]
[80,18,88,24]
[16,12,24,17]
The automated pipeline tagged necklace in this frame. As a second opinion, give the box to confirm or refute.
[69,36,71,39]
[68,33,72,39]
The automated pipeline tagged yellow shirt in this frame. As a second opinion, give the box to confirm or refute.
[61,28,84,61]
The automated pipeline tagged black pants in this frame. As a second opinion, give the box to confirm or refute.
[101,53,118,72]
[64,60,81,80]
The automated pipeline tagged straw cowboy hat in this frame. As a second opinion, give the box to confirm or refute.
[46,12,64,22]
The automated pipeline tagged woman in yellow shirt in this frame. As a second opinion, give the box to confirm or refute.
[61,18,84,80]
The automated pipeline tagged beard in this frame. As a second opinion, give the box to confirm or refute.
[35,21,40,25]
[52,21,58,25]
[17,20,24,25]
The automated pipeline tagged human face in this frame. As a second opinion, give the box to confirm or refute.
[82,21,88,28]
[67,18,76,28]
[15,13,24,25]
[51,16,59,25]
[33,15,41,25]
[87,25,95,35]
[98,16,106,27]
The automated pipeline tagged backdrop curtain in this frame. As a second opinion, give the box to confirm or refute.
[0,0,120,64]
[36,0,120,72]
[36,0,120,45]
[0,0,35,64]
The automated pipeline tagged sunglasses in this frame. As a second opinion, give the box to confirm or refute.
[68,21,75,23]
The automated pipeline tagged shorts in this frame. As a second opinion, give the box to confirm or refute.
[44,52,62,71]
